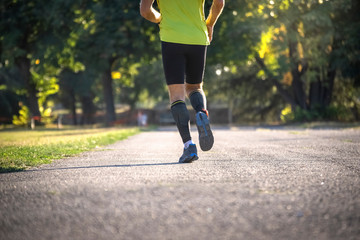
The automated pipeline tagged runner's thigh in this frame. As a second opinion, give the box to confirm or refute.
[161,42,186,85]
[185,45,207,84]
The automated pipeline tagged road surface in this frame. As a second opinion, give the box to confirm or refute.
[1,126,359,240]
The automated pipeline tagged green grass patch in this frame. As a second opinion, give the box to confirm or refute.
[288,131,307,135]
[297,121,360,129]
[0,127,140,173]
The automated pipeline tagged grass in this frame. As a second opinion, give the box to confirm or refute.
[297,121,360,129]
[0,126,140,173]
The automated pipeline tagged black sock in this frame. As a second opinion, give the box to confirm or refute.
[171,100,191,143]
[189,90,206,113]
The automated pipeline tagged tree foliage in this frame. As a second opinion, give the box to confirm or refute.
[0,0,81,123]
[208,0,360,122]
[1,0,359,126]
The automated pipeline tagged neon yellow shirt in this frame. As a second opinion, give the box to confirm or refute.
[157,0,210,45]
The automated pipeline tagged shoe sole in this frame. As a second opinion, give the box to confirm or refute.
[179,153,199,163]
[196,112,214,151]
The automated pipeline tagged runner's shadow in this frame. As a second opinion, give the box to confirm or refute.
[26,162,181,172]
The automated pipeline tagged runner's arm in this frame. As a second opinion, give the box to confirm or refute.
[206,0,225,42]
[140,0,161,24]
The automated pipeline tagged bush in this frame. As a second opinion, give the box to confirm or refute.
[281,105,352,123]
[12,105,30,126]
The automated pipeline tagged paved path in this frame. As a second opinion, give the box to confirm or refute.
[0,126,359,240]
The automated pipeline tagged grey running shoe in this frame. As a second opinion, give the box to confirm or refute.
[179,144,199,163]
[196,111,214,151]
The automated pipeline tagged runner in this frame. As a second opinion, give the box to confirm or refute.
[140,0,225,163]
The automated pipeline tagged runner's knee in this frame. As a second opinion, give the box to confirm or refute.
[168,84,186,103]
[185,83,203,97]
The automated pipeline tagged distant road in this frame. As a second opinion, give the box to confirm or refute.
[1,126,359,240]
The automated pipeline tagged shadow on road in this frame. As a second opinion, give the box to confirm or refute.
[24,162,181,172]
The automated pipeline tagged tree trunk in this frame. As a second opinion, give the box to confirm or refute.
[80,94,96,125]
[288,39,307,110]
[101,66,116,125]
[16,56,41,118]
[254,56,297,108]
[291,69,307,110]
[323,68,336,107]
[69,89,77,125]
[309,67,336,110]
[351,104,359,121]
[309,77,322,109]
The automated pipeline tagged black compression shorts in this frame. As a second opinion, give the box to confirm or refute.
[161,41,207,85]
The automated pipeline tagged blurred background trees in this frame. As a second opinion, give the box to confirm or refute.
[1,0,359,127]
[209,0,359,122]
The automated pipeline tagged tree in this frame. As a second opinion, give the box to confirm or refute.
[118,59,167,109]
[74,0,159,125]
[258,0,360,120]
[0,68,24,124]
[0,0,81,122]
[207,0,360,122]
[58,68,97,125]
[206,0,280,122]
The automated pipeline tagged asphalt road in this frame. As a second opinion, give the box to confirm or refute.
[0,126,359,240]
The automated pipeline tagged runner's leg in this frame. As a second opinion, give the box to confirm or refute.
[162,42,193,146]
[184,44,214,151]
